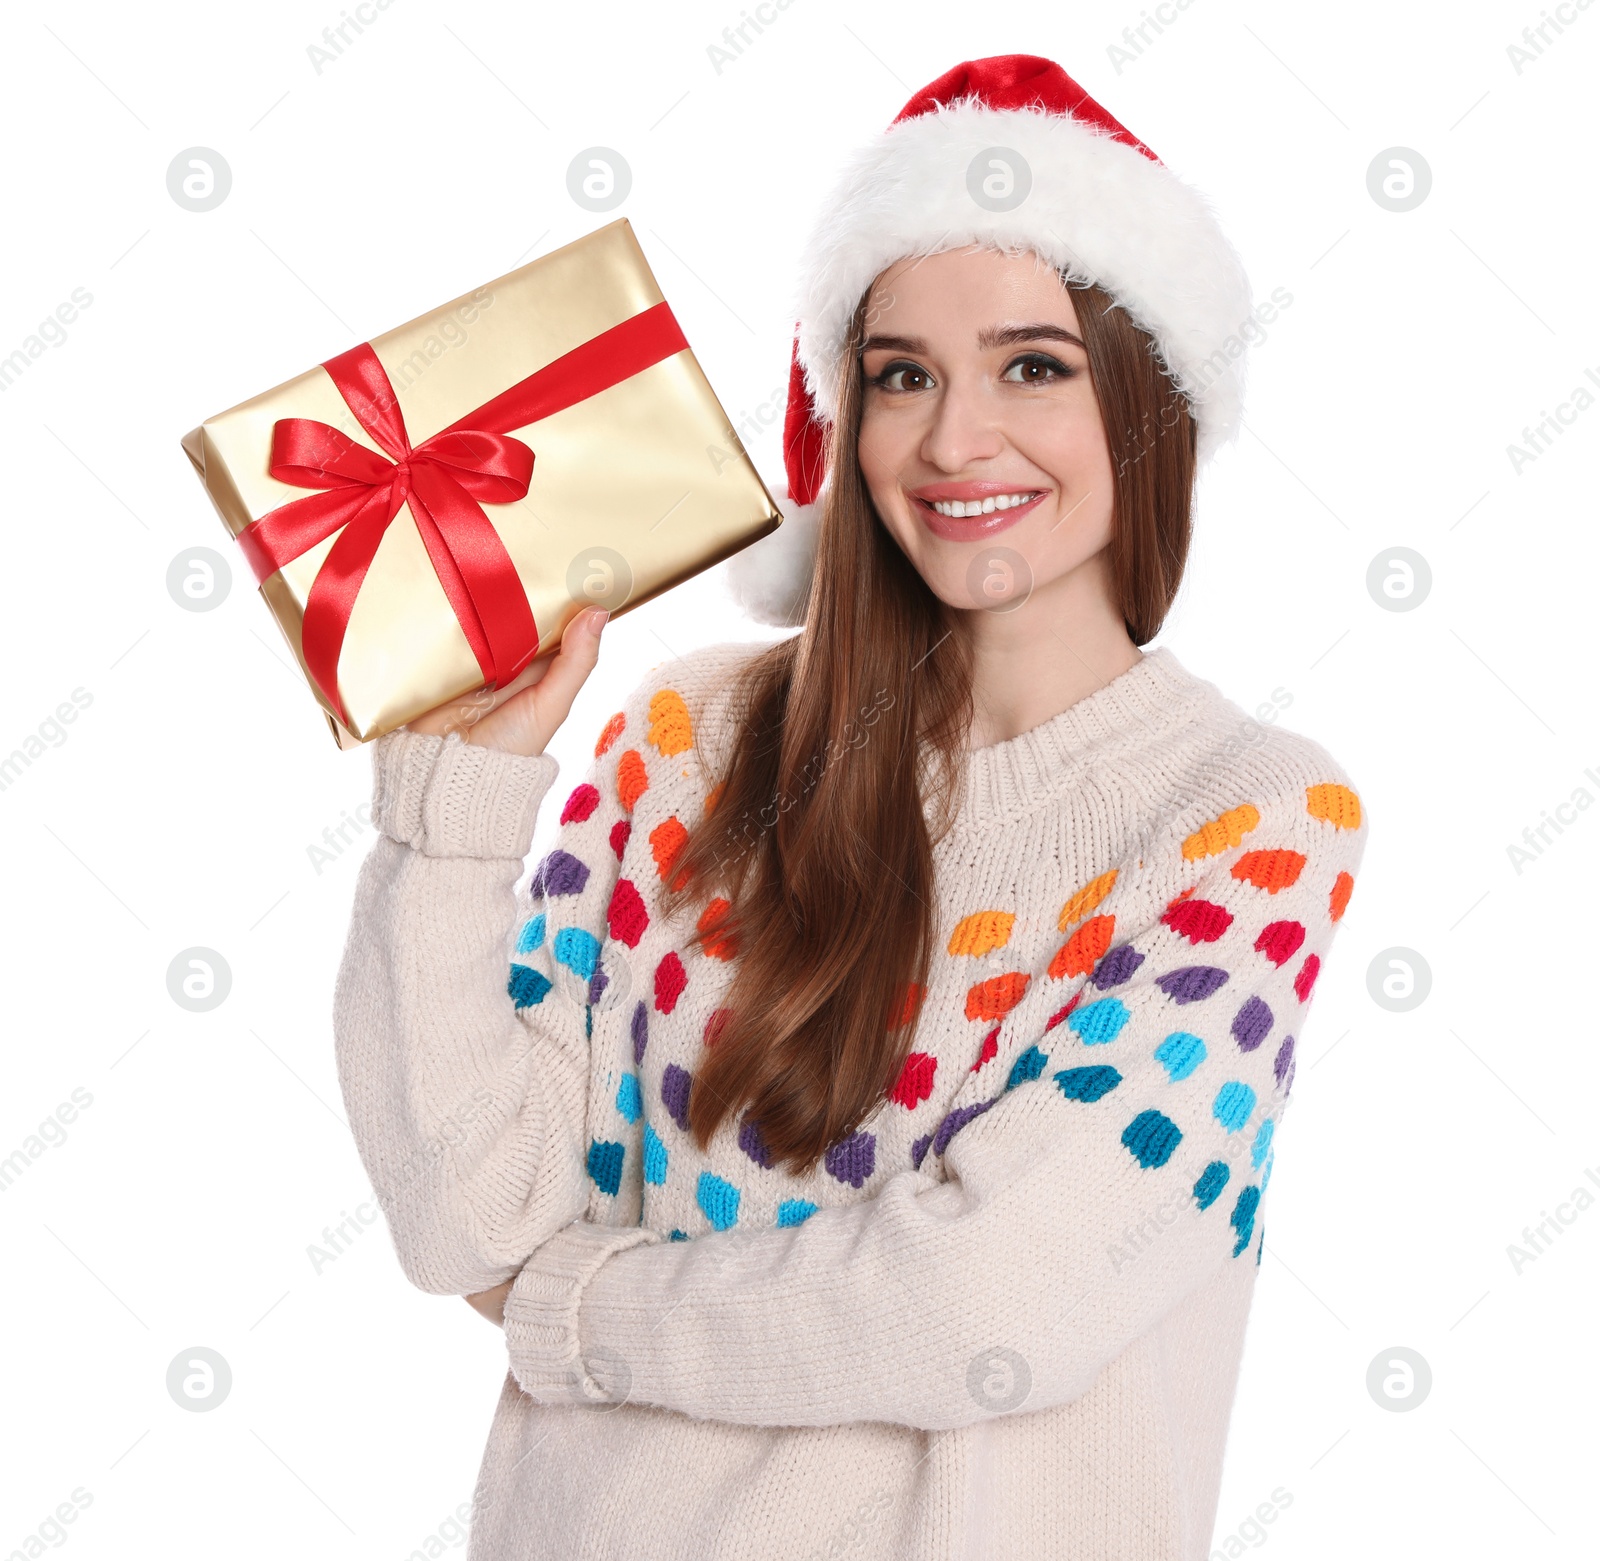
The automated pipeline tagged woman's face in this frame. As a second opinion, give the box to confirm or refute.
[856,246,1116,614]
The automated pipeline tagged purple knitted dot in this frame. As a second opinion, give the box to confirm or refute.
[932,1098,995,1157]
[1231,996,1273,1053]
[530,849,590,898]
[1157,965,1230,1004]
[1092,944,1146,989]
[825,1130,876,1188]
[631,1001,649,1066]
[661,1063,692,1131]
[738,1117,774,1168]
[911,1133,933,1169]
[588,963,610,1005]
[1274,1035,1296,1091]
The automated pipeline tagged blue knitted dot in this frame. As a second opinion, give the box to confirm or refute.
[642,1123,667,1185]
[1251,1117,1275,1169]
[515,914,546,953]
[697,1171,740,1230]
[615,1072,642,1124]
[1069,997,1130,1046]
[1231,1184,1261,1257]
[1122,1109,1182,1169]
[1006,1044,1049,1091]
[777,1199,817,1227]
[586,1138,624,1196]
[553,926,600,981]
[1154,1031,1207,1082]
[1193,1160,1230,1210]
[1053,1065,1123,1102]
[507,963,553,1009]
[1260,1149,1276,1194]
[1213,1082,1257,1132]
[668,1228,688,1241]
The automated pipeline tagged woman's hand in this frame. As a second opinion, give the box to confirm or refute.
[464,1277,514,1326]
[403,606,609,758]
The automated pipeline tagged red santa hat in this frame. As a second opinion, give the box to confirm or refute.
[726,53,1254,628]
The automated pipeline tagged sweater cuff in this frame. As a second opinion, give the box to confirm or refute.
[504,1220,664,1405]
[370,728,559,860]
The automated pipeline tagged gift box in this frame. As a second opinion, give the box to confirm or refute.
[181,219,782,749]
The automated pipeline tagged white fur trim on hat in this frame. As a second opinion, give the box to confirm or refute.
[791,98,1254,466]
[724,479,820,628]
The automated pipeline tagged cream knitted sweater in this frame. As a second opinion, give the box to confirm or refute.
[332,640,1368,1561]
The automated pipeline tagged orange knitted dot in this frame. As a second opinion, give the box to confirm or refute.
[650,816,689,881]
[888,981,925,1031]
[595,711,625,757]
[698,897,738,960]
[1307,782,1362,830]
[948,910,1015,956]
[1330,870,1355,922]
[1048,914,1114,980]
[965,971,1030,1021]
[705,780,725,816]
[1183,803,1261,861]
[1058,869,1117,929]
[1232,849,1307,893]
[616,749,649,813]
[648,688,693,757]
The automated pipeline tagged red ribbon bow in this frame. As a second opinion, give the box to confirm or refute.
[236,301,689,727]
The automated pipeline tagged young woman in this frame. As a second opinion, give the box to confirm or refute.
[334,55,1368,1561]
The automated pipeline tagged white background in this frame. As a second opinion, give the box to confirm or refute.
[1,0,1595,1556]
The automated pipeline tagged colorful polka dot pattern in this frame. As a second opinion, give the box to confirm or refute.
[505,673,1364,1271]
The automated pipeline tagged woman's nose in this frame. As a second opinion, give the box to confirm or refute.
[919,375,1005,472]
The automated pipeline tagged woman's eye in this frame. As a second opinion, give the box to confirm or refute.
[870,360,934,393]
[1002,353,1074,384]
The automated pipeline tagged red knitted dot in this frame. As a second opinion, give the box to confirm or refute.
[654,951,687,1014]
[1293,953,1321,1002]
[560,783,600,824]
[1254,920,1306,967]
[1162,898,1233,944]
[607,879,649,948]
[970,1025,1000,1072]
[609,819,631,860]
[703,1007,733,1047]
[1043,990,1085,1032]
[889,1051,937,1108]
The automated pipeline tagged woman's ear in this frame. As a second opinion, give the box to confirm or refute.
[725,478,820,628]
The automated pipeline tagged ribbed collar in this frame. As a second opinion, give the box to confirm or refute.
[952,646,1214,828]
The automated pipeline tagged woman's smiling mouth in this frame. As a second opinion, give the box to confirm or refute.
[909,482,1049,540]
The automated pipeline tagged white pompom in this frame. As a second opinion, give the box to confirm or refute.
[724,480,820,628]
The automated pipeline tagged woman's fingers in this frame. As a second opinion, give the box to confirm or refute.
[523,607,609,742]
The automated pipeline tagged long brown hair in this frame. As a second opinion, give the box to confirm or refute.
[657,274,1197,1176]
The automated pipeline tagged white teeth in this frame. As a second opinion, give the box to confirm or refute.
[926,492,1039,518]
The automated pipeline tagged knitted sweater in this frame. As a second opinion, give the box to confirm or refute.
[332,640,1368,1561]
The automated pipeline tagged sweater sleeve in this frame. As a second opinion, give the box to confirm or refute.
[502,768,1369,1427]
[330,691,652,1297]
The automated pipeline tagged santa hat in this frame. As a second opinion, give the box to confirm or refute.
[726,53,1253,629]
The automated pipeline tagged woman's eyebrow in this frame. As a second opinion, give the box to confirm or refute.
[976,322,1086,351]
[859,323,1086,355]
[859,333,924,355]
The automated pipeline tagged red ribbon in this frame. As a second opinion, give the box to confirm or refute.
[236,300,689,726]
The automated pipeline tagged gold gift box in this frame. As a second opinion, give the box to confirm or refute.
[181,219,781,749]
